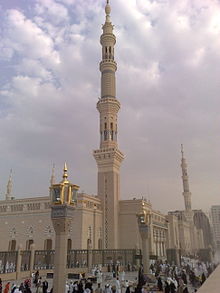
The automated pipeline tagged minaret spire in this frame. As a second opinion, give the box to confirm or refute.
[93,1,124,249]
[50,164,55,186]
[105,0,111,22]
[98,0,120,149]
[181,145,192,211]
[5,169,14,201]
[181,143,184,159]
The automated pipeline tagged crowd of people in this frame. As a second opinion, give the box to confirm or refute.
[138,258,217,293]
[0,258,217,293]
[0,272,50,293]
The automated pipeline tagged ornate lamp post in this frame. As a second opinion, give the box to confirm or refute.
[137,211,150,274]
[50,163,79,293]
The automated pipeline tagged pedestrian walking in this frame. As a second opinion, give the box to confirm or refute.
[95,284,102,293]
[42,280,48,293]
[4,283,10,293]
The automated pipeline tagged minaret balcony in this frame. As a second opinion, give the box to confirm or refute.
[93,147,125,166]
[97,97,120,113]
[100,60,117,71]
[100,33,116,45]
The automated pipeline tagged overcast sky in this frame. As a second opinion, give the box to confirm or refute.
[0,0,220,213]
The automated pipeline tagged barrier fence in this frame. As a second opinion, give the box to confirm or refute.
[0,249,141,275]
[0,251,17,273]
[21,250,31,271]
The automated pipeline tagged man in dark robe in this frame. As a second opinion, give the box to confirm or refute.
[157,276,163,291]
[42,280,48,293]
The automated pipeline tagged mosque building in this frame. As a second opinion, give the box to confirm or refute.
[0,1,212,263]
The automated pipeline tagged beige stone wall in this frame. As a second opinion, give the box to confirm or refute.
[119,199,168,259]
[179,220,192,253]
[119,200,142,249]
[167,214,180,249]
[0,193,102,251]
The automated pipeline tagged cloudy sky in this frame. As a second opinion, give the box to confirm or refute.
[0,0,220,213]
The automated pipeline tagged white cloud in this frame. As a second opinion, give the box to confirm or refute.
[0,0,220,212]
[5,9,60,64]
[35,0,69,24]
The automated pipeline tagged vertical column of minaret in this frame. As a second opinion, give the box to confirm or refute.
[93,0,124,249]
[181,144,192,211]
[98,0,119,149]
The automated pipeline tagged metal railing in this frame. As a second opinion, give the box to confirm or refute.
[21,251,31,271]
[34,250,55,270]
[0,251,17,273]
[0,249,141,274]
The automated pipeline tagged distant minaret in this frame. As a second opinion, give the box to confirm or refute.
[93,0,124,249]
[181,145,192,211]
[5,169,14,201]
[50,164,55,186]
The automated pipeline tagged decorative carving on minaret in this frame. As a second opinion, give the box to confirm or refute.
[96,0,122,150]
[181,144,192,212]
[5,169,14,201]
[93,0,124,249]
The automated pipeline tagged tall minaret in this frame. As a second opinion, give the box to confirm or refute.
[93,0,124,249]
[181,145,192,212]
[5,169,14,201]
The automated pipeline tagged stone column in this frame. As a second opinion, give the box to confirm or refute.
[139,226,150,274]
[50,163,79,293]
[52,217,70,293]
[16,244,22,280]
[87,242,93,273]
[29,243,35,277]
[93,206,97,248]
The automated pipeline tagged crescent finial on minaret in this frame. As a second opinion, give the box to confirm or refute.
[62,162,68,182]
[105,0,111,22]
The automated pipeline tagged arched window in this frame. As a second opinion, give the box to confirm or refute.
[98,239,102,249]
[8,240,16,251]
[67,239,72,251]
[87,238,92,249]
[26,239,34,250]
[110,123,114,140]
[44,240,52,269]
[44,239,52,250]
[104,131,107,141]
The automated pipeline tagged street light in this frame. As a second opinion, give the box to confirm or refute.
[50,163,79,293]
